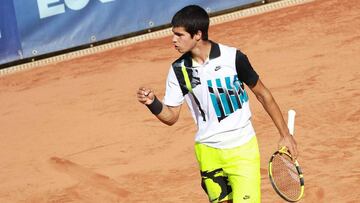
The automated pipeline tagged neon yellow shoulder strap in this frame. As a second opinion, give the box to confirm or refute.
[181,62,193,93]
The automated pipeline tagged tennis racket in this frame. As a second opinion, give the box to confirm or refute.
[268,109,304,202]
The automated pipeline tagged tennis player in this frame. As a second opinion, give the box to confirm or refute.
[137,5,298,203]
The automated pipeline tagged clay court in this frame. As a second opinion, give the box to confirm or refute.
[0,0,359,202]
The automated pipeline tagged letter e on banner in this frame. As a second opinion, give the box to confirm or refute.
[37,0,65,18]
[37,0,116,19]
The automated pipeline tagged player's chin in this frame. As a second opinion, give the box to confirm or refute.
[178,49,188,54]
[174,47,185,53]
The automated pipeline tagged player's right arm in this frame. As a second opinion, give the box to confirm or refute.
[137,87,181,126]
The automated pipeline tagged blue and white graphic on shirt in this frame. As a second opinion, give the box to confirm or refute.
[208,75,249,122]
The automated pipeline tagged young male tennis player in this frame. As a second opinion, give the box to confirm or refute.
[137,5,298,203]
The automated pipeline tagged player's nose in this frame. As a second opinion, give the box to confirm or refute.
[172,35,178,43]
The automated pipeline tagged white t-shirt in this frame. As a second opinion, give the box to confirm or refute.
[163,42,259,149]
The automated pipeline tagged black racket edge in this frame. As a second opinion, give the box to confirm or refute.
[268,150,305,202]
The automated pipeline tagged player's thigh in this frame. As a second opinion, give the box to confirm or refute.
[228,173,260,203]
[195,143,233,202]
[224,137,261,203]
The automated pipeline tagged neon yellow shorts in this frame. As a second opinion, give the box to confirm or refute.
[195,136,261,203]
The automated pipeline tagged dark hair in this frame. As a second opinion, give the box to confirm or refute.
[171,5,209,40]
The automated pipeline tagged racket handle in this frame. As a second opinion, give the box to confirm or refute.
[287,109,296,136]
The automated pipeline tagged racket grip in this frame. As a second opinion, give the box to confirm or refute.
[287,109,296,136]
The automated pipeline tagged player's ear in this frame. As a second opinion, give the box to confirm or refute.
[194,30,202,41]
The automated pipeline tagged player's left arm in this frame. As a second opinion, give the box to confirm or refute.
[137,87,181,126]
[249,79,298,158]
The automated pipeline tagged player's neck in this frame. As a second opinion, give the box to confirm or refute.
[191,40,211,65]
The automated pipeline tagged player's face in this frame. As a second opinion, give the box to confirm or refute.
[172,27,197,53]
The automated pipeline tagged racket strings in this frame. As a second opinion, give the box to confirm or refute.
[272,154,301,200]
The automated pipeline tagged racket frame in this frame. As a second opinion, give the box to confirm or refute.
[268,109,304,202]
[268,147,304,202]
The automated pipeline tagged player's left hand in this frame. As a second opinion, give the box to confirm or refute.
[137,87,155,105]
[278,133,298,159]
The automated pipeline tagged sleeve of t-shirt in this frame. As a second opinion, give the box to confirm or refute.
[163,66,185,107]
[235,50,259,87]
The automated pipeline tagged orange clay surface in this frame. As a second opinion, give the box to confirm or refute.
[0,0,359,202]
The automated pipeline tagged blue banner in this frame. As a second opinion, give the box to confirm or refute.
[1,0,261,65]
[0,0,22,65]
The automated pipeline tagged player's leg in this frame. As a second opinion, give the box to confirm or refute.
[195,143,233,203]
[222,136,261,203]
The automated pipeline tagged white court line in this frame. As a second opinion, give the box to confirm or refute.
[0,0,314,77]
